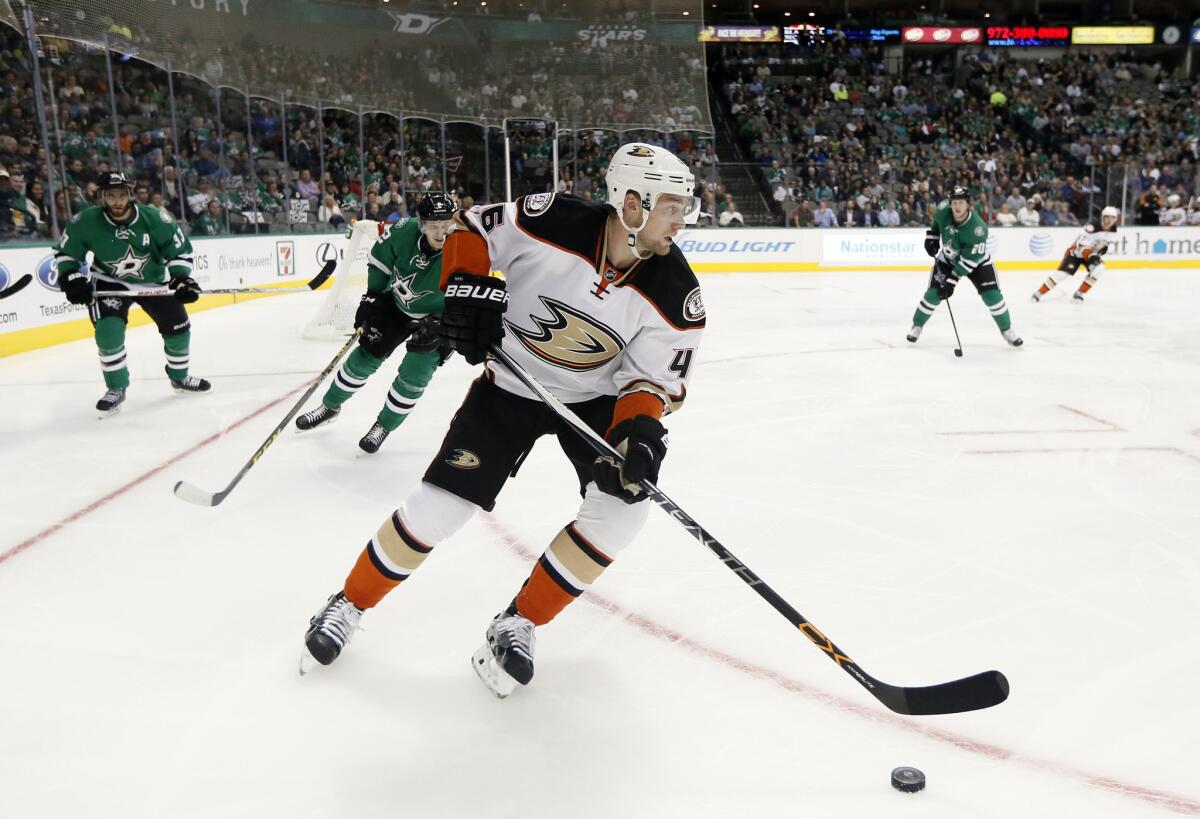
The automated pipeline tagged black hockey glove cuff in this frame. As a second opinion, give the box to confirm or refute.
[60,269,94,305]
[406,314,443,354]
[441,272,508,365]
[924,229,940,258]
[355,292,384,329]
[592,415,668,504]
[170,276,202,304]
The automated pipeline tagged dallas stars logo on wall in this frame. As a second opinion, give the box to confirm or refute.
[106,246,150,280]
[391,270,433,307]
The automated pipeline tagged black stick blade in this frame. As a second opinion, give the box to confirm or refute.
[0,273,33,300]
[306,260,336,290]
[878,669,1009,716]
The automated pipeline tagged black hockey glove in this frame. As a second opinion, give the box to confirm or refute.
[406,314,443,354]
[441,272,508,365]
[924,229,940,258]
[170,276,202,304]
[355,292,383,330]
[592,415,668,504]
[931,262,958,300]
[60,269,94,305]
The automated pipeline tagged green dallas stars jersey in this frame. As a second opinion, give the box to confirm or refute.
[930,201,991,279]
[54,203,194,286]
[365,217,444,318]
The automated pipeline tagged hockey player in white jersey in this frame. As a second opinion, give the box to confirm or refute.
[1032,205,1119,302]
[302,143,705,695]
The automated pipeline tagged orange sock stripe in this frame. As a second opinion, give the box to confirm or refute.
[1079,282,1092,293]
[515,560,578,626]
[1038,283,1051,294]
[344,544,403,610]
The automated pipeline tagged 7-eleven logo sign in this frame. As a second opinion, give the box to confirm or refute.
[275,241,295,277]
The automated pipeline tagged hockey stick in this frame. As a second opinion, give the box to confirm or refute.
[489,344,1009,715]
[0,274,32,300]
[944,298,964,358]
[173,327,361,507]
[94,259,335,299]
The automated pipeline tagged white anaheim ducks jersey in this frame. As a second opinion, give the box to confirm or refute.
[458,193,705,410]
[1067,221,1117,259]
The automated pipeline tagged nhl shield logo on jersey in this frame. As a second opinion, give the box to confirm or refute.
[506,297,626,371]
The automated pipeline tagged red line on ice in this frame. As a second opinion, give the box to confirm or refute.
[0,383,308,566]
[481,516,1200,816]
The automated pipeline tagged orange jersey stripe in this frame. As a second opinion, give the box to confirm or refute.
[441,231,491,288]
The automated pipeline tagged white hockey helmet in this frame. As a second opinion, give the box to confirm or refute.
[605,143,700,251]
[1167,194,1182,207]
[1101,206,1119,219]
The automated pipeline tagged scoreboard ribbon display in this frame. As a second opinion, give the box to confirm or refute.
[901,26,982,44]
[986,26,1071,46]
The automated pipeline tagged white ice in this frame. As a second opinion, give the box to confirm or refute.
[2,268,1198,818]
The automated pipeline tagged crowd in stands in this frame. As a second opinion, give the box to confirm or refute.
[717,37,1200,228]
[4,18,1200,242]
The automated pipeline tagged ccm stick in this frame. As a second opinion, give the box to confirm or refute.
[94,260,335,298]
[489,344,1008,716]
[173,328,361,507]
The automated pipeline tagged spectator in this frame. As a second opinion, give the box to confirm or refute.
[813,199,838,227]
[296,169,319,206]
[878,201,900,226]
[1017,196,1041,227]
[319,193,345,228]
[994,204,1017,227]
[718,194,744,227]
[192,200,226,236]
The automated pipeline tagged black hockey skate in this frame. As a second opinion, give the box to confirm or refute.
[170,375,211,393]
[906,325,922,344]
[301,591,364,673]
[295,405,340,431]
[96,388,126,416]
[471,609,536,698]
[358,423,391,454]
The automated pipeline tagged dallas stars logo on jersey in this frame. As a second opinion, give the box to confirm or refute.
[390,269,434,309]
[104,245,152,280]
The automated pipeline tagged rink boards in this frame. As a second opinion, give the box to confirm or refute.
[3,224,1199,356]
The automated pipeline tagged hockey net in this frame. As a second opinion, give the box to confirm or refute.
[302,219,381,341]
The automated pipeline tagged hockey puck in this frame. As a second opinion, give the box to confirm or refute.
[891,766,926,793]
[954,349,963,357]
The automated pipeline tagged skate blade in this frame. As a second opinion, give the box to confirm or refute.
[97,406,123,420]
[299,648,320,677]
[471,644,518,699]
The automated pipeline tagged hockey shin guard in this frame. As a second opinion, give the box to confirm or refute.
[323,347,384,409]
[1038,269,1071,295]
[981,289,1011,331]
[163,330,191,381]
[912,287,941,328]
[377,350,439,431]
[95,317,130,389]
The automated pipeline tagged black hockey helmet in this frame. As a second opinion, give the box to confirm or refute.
[948,185,971,202]
[97,172,132,192]
[417,192,455,222]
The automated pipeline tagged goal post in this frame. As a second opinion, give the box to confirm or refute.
[301,218,382,341]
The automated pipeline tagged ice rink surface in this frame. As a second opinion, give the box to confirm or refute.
[2,267,1199,818]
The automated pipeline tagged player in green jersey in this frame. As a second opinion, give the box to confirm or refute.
[906,186,1023,348]
[295,192,455,453]
[55,172,211,416]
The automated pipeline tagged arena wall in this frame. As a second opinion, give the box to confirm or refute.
[3,226,1199,356]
